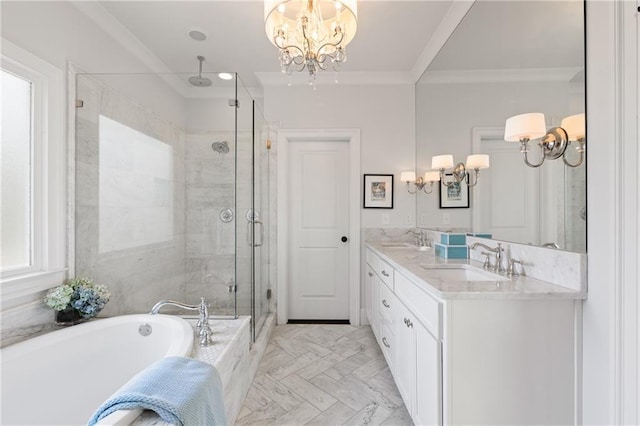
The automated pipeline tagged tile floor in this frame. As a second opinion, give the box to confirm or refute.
[236,324,413,426]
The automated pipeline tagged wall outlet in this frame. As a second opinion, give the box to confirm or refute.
[442,212,451,225]
[381,213,390,225]
[405,214,412,225]
[420,214,427,225]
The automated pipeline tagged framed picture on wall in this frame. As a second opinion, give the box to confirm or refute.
[439,174,469,208]
[363,174,394,209]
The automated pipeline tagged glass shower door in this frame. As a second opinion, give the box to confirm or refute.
[252,104,270,340]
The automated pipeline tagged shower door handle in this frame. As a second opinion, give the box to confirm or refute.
[255,221,263,247]
[247,220,264,247]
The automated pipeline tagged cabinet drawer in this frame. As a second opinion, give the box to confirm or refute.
[366,249,379,270]
[377,258,394,290]
[395,271,441,339]
[380,322,394,368]
[379,281,394,324]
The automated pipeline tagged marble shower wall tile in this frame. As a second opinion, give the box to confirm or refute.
[184,131,254,314]
[75,75,188,314]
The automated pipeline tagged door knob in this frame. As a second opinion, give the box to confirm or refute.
[341,236,348,243]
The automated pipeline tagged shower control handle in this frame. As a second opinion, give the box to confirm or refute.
[341,236,348,243]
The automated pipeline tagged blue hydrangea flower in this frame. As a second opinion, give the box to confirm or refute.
[43,278,110,319]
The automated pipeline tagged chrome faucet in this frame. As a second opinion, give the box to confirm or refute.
[407,229,430,247]
[508,259,525,277]
[470,242,505,273]
[150,297,213,347]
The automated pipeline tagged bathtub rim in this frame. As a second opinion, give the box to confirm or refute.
[1,314,194,426]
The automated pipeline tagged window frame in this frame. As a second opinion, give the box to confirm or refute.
[1,40,66,305]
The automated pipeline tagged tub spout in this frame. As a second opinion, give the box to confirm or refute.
[150,299,199,315]
[150,298,213,347]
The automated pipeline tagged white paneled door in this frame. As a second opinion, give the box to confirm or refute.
[473,136,540,245]
[288,140,350,320]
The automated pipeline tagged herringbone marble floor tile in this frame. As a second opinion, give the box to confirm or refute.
[237,325,412,426]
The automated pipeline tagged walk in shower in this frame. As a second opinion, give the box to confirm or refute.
[73,70,270,341]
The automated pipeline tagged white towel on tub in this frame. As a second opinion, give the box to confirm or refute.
[87,356,227,426]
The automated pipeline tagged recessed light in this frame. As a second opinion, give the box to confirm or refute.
[187,27,207,41]
[218,73,234,81]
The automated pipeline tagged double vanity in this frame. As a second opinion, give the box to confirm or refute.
[366,240,585,425]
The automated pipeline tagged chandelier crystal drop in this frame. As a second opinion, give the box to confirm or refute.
[265,0,358,82]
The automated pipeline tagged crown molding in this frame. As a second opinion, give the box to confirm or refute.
[410,0,476,83]
[418,67,584,84]
[255,71,414,87]
[71,1,254,100]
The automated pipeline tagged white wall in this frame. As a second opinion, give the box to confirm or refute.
[263,83,417,229]
[1,1,186,126]
[583,0,639,424]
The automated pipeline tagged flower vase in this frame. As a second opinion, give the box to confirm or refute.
[55,308,84,326]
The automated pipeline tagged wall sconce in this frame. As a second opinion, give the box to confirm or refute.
[431,154,490,188]
[400,171,441,194]
[504,112,586,168]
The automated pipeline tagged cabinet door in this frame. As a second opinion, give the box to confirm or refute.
[394,301,416,416]
[365,265,374,324]
[371,274,380,339]
[415,322,442,426]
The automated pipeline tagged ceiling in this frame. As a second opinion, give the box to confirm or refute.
[92,0,454,89]
[427,0,584,72]
[86,0,584,93]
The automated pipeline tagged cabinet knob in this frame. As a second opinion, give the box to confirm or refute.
[382,337,390,348]
[341,236,348,243]
[368,272,373,277]
[381,270,390,277]
[382,299,390,308]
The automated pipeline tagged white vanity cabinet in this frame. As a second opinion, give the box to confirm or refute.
[365,245,579,426]
[366,249,396,367]
[378,277,396,369]
[365,264,379,337]
[394,272,442,426]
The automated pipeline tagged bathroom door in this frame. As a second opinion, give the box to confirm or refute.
[288,140,350,320]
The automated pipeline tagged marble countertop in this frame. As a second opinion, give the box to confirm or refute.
[368,242,587,301]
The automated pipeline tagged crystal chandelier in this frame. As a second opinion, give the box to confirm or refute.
[264,0,358,83]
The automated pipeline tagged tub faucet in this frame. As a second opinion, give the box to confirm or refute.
[150,297,213,347]
[469,242,505,273]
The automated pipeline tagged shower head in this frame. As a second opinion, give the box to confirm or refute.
[212,141,229,154]
[188,56,213,87]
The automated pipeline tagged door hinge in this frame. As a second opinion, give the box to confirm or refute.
[266,289,272,300]
[75,99,84,108]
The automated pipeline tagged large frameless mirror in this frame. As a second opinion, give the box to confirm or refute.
[415,0,586,253]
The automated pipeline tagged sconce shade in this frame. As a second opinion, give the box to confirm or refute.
[424,171,441,182]
[561,113,586,141]
[504,113,546,142]
[432,154,454,169]
[400,171,416,183]
[466,154,490,170]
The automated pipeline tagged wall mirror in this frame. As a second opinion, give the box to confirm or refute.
[415,0,586,253]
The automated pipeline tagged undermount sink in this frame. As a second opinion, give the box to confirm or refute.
[380,242,415,248]
[421,265,509,282]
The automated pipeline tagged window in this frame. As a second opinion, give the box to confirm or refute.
[1,69,32,271]
[1,40,65,303]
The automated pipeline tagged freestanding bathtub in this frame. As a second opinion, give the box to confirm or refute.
[1,314,194,426]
